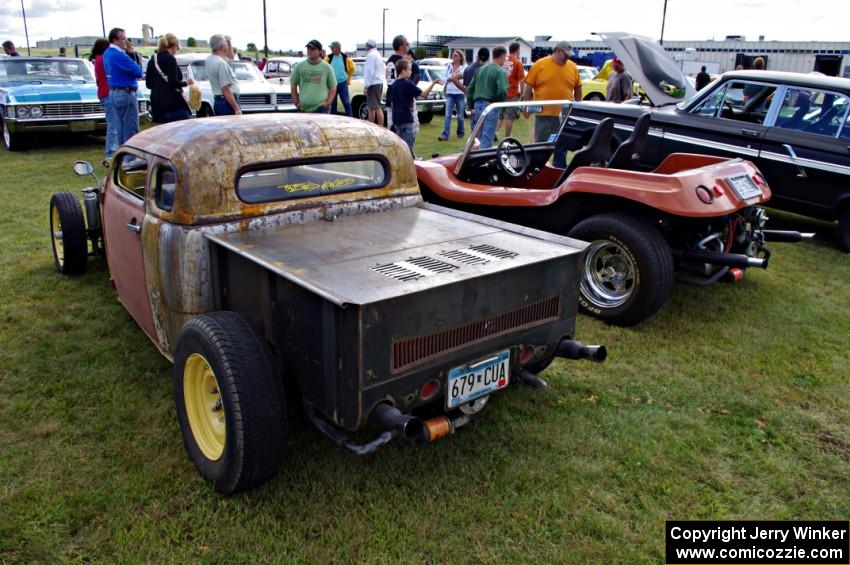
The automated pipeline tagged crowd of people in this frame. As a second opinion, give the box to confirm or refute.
[3,31,640,159]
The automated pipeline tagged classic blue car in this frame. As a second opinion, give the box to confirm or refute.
[0,57,149,151]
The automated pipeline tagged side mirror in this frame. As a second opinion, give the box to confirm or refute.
[73,160,94,176]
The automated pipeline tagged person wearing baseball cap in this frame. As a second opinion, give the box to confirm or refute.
[605,56,633,103]
[521,39,582,168]
[291,39,337,113]
[325,40,356,116]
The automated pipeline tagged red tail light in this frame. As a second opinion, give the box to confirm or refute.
[420,379,440,401]
[752,172,768,188]
[519,345,534,365]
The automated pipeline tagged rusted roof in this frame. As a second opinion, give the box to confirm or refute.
[126,114,419,225]
[127,113,400,162]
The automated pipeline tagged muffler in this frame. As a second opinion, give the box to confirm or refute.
[554,339,607,363]
[421,413,472,442]
[674,249,768,269]
[761,230,815,243]
[369,403,428,445]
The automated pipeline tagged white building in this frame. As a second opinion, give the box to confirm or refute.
[564,38,850,77]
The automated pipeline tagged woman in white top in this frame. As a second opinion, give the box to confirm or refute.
[439,50,467,141]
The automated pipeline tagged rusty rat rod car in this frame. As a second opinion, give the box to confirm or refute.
[47,114,605,494]
[416,100,811,326]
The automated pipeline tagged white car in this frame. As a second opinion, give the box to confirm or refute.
[418,57,451,67]
[263,56,305,82]
[175,53,295,116]
[577,65,600,82]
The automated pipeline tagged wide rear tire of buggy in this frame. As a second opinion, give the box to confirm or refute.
[568,213,674,326]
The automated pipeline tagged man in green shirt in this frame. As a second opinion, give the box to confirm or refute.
[467,46,508,149]
[291,39,337,113]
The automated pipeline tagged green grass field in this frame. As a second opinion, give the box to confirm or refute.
[0,119,848,563]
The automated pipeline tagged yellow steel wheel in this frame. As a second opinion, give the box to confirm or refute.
[183,353,226,461]
[174,312,287,494]
[51,204,65,268]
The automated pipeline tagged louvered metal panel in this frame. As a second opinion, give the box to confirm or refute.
[391,295,561,372]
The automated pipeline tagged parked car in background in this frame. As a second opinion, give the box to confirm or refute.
[414,65,446,122]
[578,65,608,101]
[578,65,599,80]
[175,53,294,117]
[566,32,850,250]
[343,59,442,123]
[263,56,304,81]
[418,57,451,67]
[0,57,148,151]
[346,57,385,119]
[47,113,602,494]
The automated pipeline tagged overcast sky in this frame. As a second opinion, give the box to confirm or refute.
[1,0,846,52]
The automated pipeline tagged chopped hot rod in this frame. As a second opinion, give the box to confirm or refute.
[48,114,603,494]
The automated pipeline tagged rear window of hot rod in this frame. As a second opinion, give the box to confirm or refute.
[236,158,389,204]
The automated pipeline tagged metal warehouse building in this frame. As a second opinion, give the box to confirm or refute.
[564,39,850,77]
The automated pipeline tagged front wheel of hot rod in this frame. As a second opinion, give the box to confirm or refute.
[49,192,88,276]
[568,213,673,326]
[173,312,287,494]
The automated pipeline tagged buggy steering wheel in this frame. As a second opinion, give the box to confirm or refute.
[496,137,528,177]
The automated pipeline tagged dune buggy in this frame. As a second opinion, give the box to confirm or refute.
[416,100,810,326]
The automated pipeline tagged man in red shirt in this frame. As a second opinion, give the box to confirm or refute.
[497,42,526,138]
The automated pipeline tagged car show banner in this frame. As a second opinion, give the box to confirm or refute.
[666,521,849,564]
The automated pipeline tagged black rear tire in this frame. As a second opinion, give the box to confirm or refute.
[837,207,850,252]
[418,110,434,124]
[353,97,367,120]
[173,312,287,494]
[49,192,88,276]
[568,213,673,326]
[584,92,605,102]
[197,103,213,118]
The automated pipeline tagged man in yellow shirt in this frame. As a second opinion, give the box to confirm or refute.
[522,41,582,168]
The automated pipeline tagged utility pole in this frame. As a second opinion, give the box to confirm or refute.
[660,0,668,45]
[416,18,421,51]
[263,0,269,58]
[99,0,106,37]
[382,8,388,57]
[20,0,30,55]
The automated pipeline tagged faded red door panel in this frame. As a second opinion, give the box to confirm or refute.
[102,165,157,341]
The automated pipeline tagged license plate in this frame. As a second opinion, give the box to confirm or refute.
[727,174,762,200]
[446,350,510,409]
[69,120,96,132]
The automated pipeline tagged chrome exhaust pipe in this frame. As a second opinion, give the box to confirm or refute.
[554,339,607,363]
[674,249,768,269]
[761,230,815,243]
[369,403,428,445]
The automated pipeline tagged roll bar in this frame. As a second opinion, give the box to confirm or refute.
[454,99,574,176]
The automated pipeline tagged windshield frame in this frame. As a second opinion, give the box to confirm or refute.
[454,100,574,175]
[0,57,95,84]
